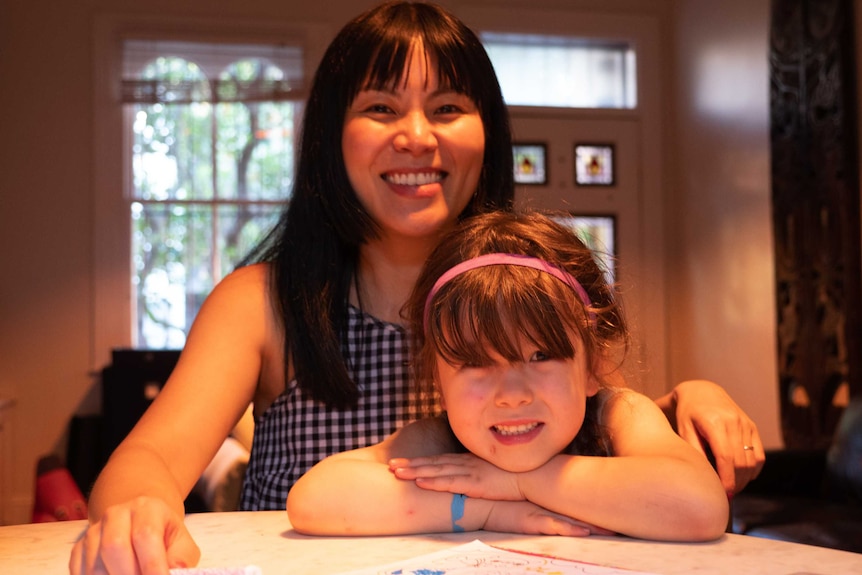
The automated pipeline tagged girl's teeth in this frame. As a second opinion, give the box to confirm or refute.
[494,422,539,436]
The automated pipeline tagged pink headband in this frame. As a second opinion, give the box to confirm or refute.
[423,253,595,327]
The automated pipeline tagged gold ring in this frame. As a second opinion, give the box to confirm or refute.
[743,445,754,451]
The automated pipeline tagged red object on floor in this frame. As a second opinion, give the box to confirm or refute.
[32,455,88,522]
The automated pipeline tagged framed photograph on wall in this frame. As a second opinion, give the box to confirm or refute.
[513,142,548,185]
[574,143,615,186]
[552,213,617,285]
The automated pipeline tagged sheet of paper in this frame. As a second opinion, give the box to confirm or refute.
[333,539,659,575]
[170,567,261,575]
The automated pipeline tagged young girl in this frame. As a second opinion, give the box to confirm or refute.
[288,211,729,542]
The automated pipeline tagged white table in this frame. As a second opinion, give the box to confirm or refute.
[2,511,860,574]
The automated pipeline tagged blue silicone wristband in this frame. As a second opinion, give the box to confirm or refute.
[450,493,467,532]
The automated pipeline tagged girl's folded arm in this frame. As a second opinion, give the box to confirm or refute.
[517,390,729,542]
[287,418,492,535]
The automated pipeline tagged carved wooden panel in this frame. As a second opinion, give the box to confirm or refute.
[770,0,862,448]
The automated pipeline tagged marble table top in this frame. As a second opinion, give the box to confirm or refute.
[2,510,861,575]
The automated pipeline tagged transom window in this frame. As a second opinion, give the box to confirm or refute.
[481,32,637,109]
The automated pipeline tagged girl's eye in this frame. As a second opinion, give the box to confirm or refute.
[457,357,493,370]
[460,361,486,370]
[530,351,551,362]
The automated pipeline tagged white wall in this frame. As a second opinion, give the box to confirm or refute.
[0,0,784,524]
[667,0,782,448]
[0,0,99,525]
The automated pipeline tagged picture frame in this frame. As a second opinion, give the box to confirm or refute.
[512,142,548,185]
[574,143,615,186]
[552,212,617,284]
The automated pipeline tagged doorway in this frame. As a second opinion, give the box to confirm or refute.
[510,109,667,398]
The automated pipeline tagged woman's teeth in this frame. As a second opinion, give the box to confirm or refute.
[494,422,539,436]
[385,172,442,186]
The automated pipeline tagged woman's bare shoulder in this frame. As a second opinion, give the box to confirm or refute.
[184,265,266,337]
[214,262,271,293]
[178,262,285,413]
[598,386,652,411]
[194,263,275,325]
[598,386,674,436]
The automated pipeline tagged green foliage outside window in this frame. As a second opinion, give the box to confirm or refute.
[130,54,298,347]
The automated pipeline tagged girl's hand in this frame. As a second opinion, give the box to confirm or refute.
[69,496,200,575]
[389,453,523,500]
[484,500,615,537]
[668,380,765,494]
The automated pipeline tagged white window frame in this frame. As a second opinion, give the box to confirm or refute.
[92,14,329,370]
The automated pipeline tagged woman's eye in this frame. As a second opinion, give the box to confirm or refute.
[365,104,394,114]
[436,104,463,115]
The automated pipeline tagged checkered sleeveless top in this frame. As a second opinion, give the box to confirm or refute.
[239,304,434,510]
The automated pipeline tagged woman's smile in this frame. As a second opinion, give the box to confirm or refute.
[381,169,447,198]
[381,169,446,187]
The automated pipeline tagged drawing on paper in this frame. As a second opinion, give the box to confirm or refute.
[334,539,658,575]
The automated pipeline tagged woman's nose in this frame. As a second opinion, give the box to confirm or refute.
[393,111,437,155]
[495,367,533,407]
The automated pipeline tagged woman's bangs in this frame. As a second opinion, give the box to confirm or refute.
[352,20,476,99]
[358,32,415,93]
[427,41,474,97]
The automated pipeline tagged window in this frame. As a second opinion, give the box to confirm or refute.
[481,32,636,109]
[121,40,305,347]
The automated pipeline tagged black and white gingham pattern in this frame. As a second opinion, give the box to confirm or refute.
[240,305,435,510]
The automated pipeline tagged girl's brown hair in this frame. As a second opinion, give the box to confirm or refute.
[405,210,629,455]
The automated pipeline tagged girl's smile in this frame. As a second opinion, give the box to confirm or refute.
[437,335,599,473]
[491,421,544,444]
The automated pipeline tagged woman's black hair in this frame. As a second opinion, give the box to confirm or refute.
[242,2,514,408]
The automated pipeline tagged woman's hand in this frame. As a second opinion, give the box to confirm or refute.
[484,500,615,537]
[69,496,200,575]
[661,380,765,494]
[389,453,524,500]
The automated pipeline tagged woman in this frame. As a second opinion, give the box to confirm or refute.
[71,3,761,573]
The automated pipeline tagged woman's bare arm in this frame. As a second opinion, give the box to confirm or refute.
[73,265,276,574]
